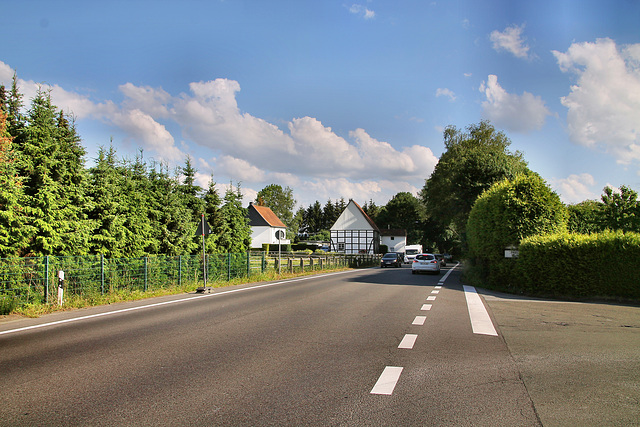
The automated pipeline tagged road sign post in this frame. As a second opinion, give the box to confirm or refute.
[196,214,212,293]
[276,230,285,275]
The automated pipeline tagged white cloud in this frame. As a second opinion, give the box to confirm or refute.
[120,83,171,118]
[349,4,375,19]
[1,59,437,207]
[550,173,598,204]
[552,38,640,165]
[479,74,551,132]
[215,155,266,183]
[490,24,533,60]
[111,109,183,162]
[0,61,14,82]
[435,88,456,101]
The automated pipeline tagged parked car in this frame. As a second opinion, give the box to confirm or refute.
[411,253,441,274]
[381,252,403,268]
[434,254,446,267]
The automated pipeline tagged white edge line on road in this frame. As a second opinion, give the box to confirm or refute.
[371,366,403,395]
[463,285,498,336]
[398,334,418,349]
[0,269,359,337]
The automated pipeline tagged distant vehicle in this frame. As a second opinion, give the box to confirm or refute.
[411,253,441,274]
[381,252,403,268]
[434,254,446,267]
[404,244,423,263]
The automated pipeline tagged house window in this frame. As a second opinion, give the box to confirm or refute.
[338,243,345,251]
[390,237,395,240]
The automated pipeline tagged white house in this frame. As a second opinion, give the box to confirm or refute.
[330,199,380,254]
[380,228,407,253]
[248,203,289,249]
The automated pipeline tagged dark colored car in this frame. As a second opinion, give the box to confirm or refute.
[380,252,403,268]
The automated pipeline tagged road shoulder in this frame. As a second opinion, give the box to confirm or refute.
[482,289,640,426]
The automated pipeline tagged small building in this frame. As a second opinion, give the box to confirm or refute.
[380,229,407,254]
[247,203,290,249]
[330,199,380,254]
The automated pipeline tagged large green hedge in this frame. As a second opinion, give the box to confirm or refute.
[466,173,567,288]
[518,231,640,300]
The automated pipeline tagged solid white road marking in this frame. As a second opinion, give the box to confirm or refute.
[421,304,432,310]
[463,285,498,336]
[0,270,359,336]
[439,262,459,284]
[412,315,427,325]
[427,296,436,301]
[398,334,418,349]
[371,366,403,395]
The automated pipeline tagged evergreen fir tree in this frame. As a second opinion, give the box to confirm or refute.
[87,146,128,257]
[202,176,223,253]
[0,110,27,256]
[179,156,205,254]
[17,89,88,256]
[216,183,251,253]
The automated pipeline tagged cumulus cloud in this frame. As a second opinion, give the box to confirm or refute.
[1,59,437,207]
[349,4,375,19]
[111,109,184,162]
[552,38,640,164]
[490,24,533,60]
[479,74,551,132]
[216,155,266,183]
[550,173,599,204]
[435,88,456,101]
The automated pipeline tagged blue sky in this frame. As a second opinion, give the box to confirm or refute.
[2,0,639,208]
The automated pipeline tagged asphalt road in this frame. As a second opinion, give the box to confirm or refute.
[1,265,637,426]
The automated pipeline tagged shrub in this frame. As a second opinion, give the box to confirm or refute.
[518,231,640,300]
[466,173,567,289]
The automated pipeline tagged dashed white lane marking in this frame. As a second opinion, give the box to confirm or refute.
[398,334,418,349]
[420,304,432,311]
[463,285,498,336]
[371,366,403,395]
[435,285,442,289]
[412,315,427,325]
[427,296,437,301]
[431,290,440,294]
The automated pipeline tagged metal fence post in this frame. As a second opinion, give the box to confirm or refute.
[247,252,250,278]
[178,255,182,287]
[44,256,49,304]
[144,256,148,292]
[227,253,231,281]
[101,254,105,295]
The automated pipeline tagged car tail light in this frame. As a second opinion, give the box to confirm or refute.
[413,259,418,263]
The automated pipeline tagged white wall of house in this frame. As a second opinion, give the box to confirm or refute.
[251,226,289,247]
[381,235,406,253]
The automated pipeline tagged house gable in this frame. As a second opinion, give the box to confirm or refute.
[330,200,379,232]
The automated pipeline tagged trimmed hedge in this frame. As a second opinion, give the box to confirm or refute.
[466,173,567,288]
[518,231,640,300]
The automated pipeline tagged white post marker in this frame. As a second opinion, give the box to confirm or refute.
[57,270,65,306]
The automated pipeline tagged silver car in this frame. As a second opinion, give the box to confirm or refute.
[411,253,441,274]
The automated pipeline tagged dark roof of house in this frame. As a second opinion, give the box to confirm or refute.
[379,229,407,237]
[248,203,287,228]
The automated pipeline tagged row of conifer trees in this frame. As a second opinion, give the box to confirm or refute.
[0,76,251,259]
